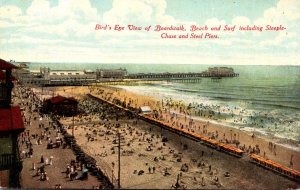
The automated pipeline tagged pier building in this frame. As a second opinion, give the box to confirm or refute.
[202,67,238,77]
[40,67,97,86]
[15,66,128,86]
[96,68,127,79]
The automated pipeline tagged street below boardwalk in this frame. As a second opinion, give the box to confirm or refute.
[14,85,103,189]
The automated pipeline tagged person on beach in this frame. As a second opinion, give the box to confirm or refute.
[32,162,36,170]
[50,156,53,165]
[45,157,49,165]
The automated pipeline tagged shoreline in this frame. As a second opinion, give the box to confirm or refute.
[115,84,300,150]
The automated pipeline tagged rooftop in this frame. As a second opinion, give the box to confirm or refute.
[0,59,18,69]
[48,95,78,104]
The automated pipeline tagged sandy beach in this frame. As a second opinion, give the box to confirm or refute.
[35,84,300,189]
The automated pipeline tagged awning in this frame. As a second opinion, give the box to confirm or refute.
[0,106,25,133]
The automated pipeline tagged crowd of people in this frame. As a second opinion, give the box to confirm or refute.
[12,84,103,189]
[60,93,229,189]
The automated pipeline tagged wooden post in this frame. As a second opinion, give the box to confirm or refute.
[72,114,74,137]
[71,87,76,134]
[112,162,115,187]
[118,133,121,189]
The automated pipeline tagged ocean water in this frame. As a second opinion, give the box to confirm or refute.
[28,63,300,142]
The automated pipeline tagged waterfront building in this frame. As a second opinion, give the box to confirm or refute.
[17,66,131,86]
[40,67,97,86]
[96,68,128,79]
[0,59,25,188]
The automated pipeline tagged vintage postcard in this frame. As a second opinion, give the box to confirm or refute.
[0,0,300,189]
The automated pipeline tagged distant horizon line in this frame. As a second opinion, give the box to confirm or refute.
[8,61,300,66]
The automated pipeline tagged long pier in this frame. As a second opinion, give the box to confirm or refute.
[127,72,239,79]
[94,71,238,85]
[93,78,203,86]
[86,93,300,182]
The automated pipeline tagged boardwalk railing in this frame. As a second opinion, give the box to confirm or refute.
[95,158,118,188]
[0,154,17,169]
[250,154,300,182]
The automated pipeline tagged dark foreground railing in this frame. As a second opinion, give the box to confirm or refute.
[0,154,17,169]
[0,84,12,105]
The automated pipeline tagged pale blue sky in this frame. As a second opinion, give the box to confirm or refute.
[0,0,299,65]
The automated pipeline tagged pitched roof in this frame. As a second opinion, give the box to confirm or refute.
[0,59,18,69]
[49,95,78,104]
[0,106,25,132]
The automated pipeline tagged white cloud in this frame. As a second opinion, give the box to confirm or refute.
[255,0,300,26]
[277,0,300,20]
[286,41,298,48]
[104,0,153,24]
[5,34,63,45]
[0,6,22,19]
[252,0,300,48]
[0,20,18,28]
[103,0,175,25]
[25,0,99,23]
[205,18,226,27]
[0,0,99,38]
[260,31,298,46]
[26,0,50,19]
[232,16,250,26]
